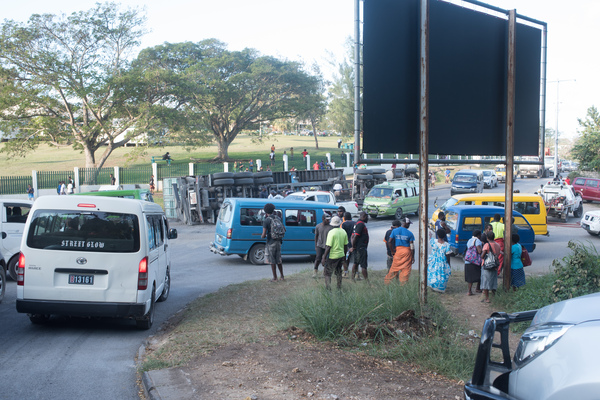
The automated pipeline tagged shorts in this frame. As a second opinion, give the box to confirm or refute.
[265,240,282,264]
[315,246,326,260]
[354,247,368,269]
[324,257,345,277]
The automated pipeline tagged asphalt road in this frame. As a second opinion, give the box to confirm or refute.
[0,175,597,399]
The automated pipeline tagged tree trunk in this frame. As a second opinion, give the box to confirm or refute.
[216,136,230,161]
[84,146,97,168]
[311,120,319,149]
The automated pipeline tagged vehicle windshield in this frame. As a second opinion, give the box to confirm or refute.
[483,171,492,177]
[284,195,305,201]
[26,210,140,252]
[366,187,393,199]
[454,174,476,183]
[495,167,506,172]
[439,198,458,211]
[445,212,458,230]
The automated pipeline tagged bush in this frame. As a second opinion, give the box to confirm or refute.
[551,241,600,301]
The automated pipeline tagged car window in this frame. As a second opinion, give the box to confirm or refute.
[514,201,541,215]
[5,204,32,223]
[218,203,233,223]
[463,216,482,231]
[440,198,458,210]
[284,209,316,227]
[316,194,330,203]
[574,178,585,185]
[26,210,140,253]
[240,208,266,226]
[585,180,598,188]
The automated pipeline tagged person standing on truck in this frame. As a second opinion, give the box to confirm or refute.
[385,217,415,284]
[322,216,348,290]
[350,212,370,282]
[313,214,333,278]
[261,203,285,282]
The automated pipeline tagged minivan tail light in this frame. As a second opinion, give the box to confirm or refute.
[227,228,232,239]
[138,257,148,290]
[455,234,459,243]
[17,252,25,286]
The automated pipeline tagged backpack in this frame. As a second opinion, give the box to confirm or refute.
[464,241,481,265]
[268,215,286,240]
[521,246,532,267]
[483,243,500,270]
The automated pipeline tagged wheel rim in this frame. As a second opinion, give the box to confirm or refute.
[395,208,403,220]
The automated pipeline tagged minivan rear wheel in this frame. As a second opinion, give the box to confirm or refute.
[249,244,266,265]
[7,256,18,281]
[157,268,170,302]
[136,286,155,330]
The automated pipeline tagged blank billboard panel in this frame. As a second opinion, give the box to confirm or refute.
[363,0,542,157]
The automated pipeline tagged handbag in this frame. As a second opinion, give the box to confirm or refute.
[521,246,532,267]
[464,242,481,265]
[482,243,500,270]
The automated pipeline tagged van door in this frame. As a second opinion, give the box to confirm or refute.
[282,207,321,254]
[146,214,165,296]
[585,179,600,201]
[1,202,32,258]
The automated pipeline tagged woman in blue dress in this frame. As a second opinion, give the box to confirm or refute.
[511,233,526,290]
[428,228,452,292]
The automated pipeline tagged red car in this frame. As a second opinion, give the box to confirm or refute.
[572,177,600,202]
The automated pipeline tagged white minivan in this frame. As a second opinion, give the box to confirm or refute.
[0,199,34,280]
[16,196,177,329]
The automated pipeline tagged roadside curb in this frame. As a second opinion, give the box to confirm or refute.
[143,371,161,400]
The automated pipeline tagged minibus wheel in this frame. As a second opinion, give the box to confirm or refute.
[136,286,155,330]
[157,268,170,302]
[249,244,266,265]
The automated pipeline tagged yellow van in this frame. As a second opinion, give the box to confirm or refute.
[431,193,548,236]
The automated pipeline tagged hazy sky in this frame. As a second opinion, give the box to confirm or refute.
[2,0,598,140]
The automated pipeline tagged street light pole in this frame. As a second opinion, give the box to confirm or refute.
[549,79,575,177]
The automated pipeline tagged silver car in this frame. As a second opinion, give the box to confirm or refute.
[465,292,600,399]
[482,170,498,188]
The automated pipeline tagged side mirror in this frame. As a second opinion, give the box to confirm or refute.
[433,197,438,208]
[168,228,178,239]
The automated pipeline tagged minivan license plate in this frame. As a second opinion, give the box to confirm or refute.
[69,274,94,285]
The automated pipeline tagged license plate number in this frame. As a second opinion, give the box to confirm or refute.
[69,274,94,285]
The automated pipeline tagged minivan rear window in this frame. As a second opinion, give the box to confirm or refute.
[26,210,140,252]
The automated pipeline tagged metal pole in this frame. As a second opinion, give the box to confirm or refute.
[540,25,547,164]
[503,10,517,290]
[419,0,430,305]
[353,0,361,166]
[555,83,559,176]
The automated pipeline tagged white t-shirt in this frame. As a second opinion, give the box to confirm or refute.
[67,183,74,194]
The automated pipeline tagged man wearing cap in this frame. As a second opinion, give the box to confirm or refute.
[385,220,401,271]
[322,215,348,290]
[313,214,333,278]
[341,211,355,278]
[385,217,415,284]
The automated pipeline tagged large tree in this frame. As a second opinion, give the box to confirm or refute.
[137,40,323,160]
[0,3,165,168]
[571,106,600,171]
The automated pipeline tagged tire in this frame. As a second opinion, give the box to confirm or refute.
[394,208,404,220]
[157,268,170,302]
[355,169,373,175]
[234,178,254,185]
[213,178,235,186]
[255,177,273,185]
[254,171,273,178]
[29,314,50,324]
[0,265,5,303]
[7,256,18,281]
[249,243,266,265]
[372,174,386,180]
[574,203,583,218]
[212,172,234,180]
[234,172,254,178]
[136,286,155,330]
[356,174,373,180]
[369,214,377,219]
[371,168,386,174]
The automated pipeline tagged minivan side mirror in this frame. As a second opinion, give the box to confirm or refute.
[168,228,178,239]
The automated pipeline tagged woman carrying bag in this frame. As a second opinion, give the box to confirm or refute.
[464,230,483,296]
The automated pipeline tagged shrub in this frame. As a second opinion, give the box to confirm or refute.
[551,241,600,301]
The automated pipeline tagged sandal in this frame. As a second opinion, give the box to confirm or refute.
[269,278,278,283]
[467,292,473,296]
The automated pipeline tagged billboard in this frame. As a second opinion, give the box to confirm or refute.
[363,0,542,156]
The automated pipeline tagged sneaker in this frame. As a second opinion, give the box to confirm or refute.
[342,271,348,278]
[355,274,362,281]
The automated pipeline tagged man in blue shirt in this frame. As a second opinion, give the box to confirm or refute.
[384,217,415,284]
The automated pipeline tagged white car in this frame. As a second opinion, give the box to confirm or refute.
[482,170,498,188]
[465,292,600,399]
[580,210,600,235]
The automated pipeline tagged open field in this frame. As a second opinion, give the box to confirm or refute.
[0,134,353,176]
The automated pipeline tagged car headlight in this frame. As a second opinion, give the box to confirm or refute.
[514,323,573,367]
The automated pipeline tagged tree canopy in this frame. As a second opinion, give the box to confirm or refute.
[571,106,600,171]
[0,3,169,168]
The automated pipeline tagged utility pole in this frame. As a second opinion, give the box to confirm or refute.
[548,79,575,176]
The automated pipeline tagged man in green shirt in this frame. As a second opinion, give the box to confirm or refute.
[322,216,349,290]
[490,213,505,274]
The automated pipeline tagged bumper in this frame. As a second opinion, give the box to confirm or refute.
[209,242,228,256]
[16,299,146,318]
[464,310,537,400]
[362,206,393,216]
[581,222,600,234]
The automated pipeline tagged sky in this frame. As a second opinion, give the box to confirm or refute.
[2,0,598,141]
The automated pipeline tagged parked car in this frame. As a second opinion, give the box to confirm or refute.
[464,292,600,399]
[580,209,600,235]
[572,176,600,202]
[482,170,498,188]
[0,199,34,281]
[451,170,484,195]
[443,205,536,255]
[431,193,548,236]
[209,198,338,265]
[362,179,419,220]
[16,196,177,329]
